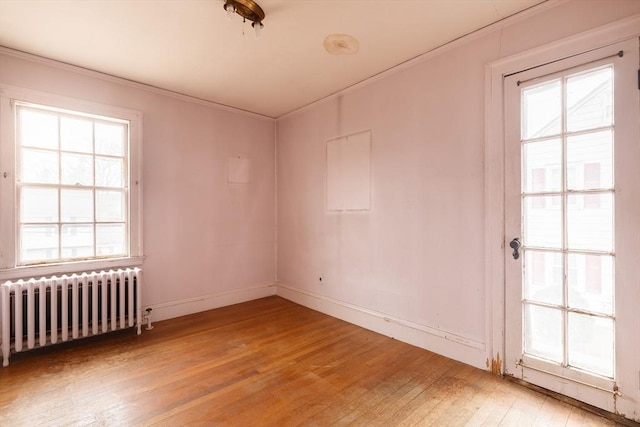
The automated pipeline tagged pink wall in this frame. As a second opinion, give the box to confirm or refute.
[0,52,276,316]
[275,0,639,361]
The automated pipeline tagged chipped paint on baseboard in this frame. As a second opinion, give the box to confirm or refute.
[491,352,502,375]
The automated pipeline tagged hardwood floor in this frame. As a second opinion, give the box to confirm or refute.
[0,296,628,426]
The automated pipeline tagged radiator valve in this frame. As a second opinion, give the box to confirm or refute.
[145,307,154,330]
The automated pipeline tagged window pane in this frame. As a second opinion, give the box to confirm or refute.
[524,250,562,305]
[566,67,612,133]
[524,304,563,363]
[568,313,613,378]
[568,254,613,316]
[96,224,126,256]
[61,189,93,222]
[96,190,125,222]
[524,195,562,248]
[522,80,561,139]
[95,122,125,156]
[61,153,93,186]
[19,109,58,149]
[523,139,561,193]
[22,149,59,184]
[567,131,612,190]
[61,224,94,258]
[96,157,124,188]
[61,117,93,153]
[15,104,131,265]
[21,225,59,262]
[567,193,613,252]
[21,187,58,223]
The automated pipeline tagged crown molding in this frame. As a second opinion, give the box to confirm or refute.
[278,0,567,121]
[0,46,275,122]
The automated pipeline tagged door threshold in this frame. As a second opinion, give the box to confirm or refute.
[504,376,638,427]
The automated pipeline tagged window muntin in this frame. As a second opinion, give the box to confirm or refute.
[16,103,129,265]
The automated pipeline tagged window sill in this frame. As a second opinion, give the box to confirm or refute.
[0,256,145,282]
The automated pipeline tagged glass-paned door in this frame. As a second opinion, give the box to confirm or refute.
[504,39,639,418]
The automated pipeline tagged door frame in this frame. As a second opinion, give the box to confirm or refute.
[484,14,639,378]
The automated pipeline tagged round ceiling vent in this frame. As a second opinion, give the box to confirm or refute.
[323,34,359,55]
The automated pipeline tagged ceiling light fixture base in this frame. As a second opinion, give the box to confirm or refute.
[223,0,265,24]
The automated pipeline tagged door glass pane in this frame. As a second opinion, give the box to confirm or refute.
[524,250,563,305]
[61,189,94,222]
[524,195,562,248]
[568,313,614,378]
[568,254,613,315]
[524,304,563,363]
[523,139,561,192]
[522,79,561,139]
[567,131,612,190]
[519,62,618,381]
[567,193,613,252]
[61,224,94,258]
[21,187,58,223]
[566,67,612,133]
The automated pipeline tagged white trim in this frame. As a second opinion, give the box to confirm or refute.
[276,282,487,370]
[484,57,504,375]
[0,83,143,121]
[0,47,275,122]
[148,282,277,323]
[487,15,640,76]
[484,14,640,374]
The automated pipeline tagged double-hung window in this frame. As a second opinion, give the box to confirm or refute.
[0,86,143,277]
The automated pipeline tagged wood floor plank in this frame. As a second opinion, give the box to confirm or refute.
[0,296,626,426]
[532,396,573,426]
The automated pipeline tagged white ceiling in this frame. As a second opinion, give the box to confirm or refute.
[0,0,547,118]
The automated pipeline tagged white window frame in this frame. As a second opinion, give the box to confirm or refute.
[0,84,143,281]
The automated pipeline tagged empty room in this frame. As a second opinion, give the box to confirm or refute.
[0,0,639,425]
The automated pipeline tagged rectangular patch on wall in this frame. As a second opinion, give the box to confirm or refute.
[227,157,251,184]
[326,130,371,211]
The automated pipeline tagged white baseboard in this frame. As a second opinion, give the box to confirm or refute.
[146,282,277,323]
[144,281,488,370]
[276,282,488,370]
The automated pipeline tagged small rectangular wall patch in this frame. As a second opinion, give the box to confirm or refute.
[227,157,251,184]
[326,130,371,211]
